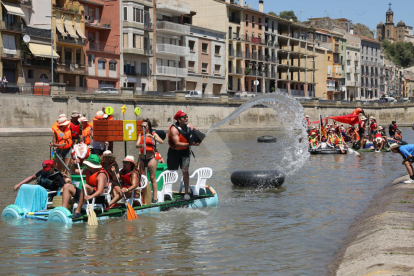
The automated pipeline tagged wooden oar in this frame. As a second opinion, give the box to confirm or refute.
[75,155,98,226]
[114,172,138,220]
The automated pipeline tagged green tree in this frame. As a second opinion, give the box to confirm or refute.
[382,40,414,68]
[268,11,277,16]
[279,11,298,22]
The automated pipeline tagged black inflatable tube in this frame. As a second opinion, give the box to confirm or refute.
[153,129,166,140]
[257,135,277,143]
[231,170,285,188]
[309,149,348,154]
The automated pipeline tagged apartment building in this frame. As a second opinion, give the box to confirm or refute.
[315,30,346,100]
[20,0,57,86]
[82,0,121,90]
[121,0,153,93]
[180,0,316,96]
[360,36,382,100]
[344,32,361,101]
[52,0,87,88]
[185,24,226,94]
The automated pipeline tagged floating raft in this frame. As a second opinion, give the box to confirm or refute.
[309,148,348,155]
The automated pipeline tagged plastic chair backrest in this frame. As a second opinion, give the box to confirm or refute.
[194,168,212,189]
[157,170,178,193]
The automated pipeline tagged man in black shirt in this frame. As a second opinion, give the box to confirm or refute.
[14,160,68,192]
[389,121,398,138]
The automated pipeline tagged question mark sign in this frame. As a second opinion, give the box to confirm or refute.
[125,123,134,139]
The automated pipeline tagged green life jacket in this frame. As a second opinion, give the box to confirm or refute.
[36,170,62,190]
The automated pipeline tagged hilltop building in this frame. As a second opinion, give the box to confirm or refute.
[376,3,412,43]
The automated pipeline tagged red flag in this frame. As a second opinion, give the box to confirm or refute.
[327,115,360,125]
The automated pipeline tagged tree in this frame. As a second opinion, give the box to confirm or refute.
[268,11,277,16]
[279,11,298,22]
[382,40,414,68]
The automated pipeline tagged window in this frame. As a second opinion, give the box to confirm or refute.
[335,38,339,42]
[246,14,248,26]
[202,43,208,54]
[322,36,327,42]
[123,33,128,48]
[215,45,221,55]
[88,54,94,67]
[28,69,33,79]
[133,8,143,23]
[189,40,195,52]
[124,60,135,74]
[109,60,117,71]
[258,18,262,30]
[133,34,143,49]
[202,63,208,74]
[214,64,221,74]
[188,61,195,72]
[123,7,128,21]
[252,16,255,28]
[98,59,106,69]
[202,83,207,93]
[141,63,147,76]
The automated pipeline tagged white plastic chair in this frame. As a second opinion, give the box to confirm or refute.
[126,175,148,207]
[179,167,213,196]
[156,170,178,203]
[73,185,112,214]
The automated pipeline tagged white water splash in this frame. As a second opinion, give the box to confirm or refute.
[206,93,309,176]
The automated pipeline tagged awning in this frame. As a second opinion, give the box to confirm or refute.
[64,17,78,39]
[28,43,60,59]
[75,21,86,39]
[1,2,24,16]
[56,18,67,37]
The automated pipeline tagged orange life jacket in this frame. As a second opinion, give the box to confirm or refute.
[86,169,109,192]
[355,131,360,141]
[51,121,59,132]
[140,133,155,153]
[168,123,190,150]
[107,115,113,120]
[82,125,92,145]
[395,133,402,140]
[54,126,73,150]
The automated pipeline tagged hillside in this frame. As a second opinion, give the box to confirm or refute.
[304,17,374,39]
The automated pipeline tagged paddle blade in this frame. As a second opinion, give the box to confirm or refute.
[126,203,138,220]
[87,206,98,226]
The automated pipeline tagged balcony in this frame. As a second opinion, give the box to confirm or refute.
[57,35,87,46]
[228,49,244,58]
[55,62,87,74]
[23,58,53,68]
[156,66,187,78]
[229,16,241,24]
[54,3,82,14]
[87,41,118,54]
[85,17,112,29]
[156,21,189,36]
[327,86,335,92]
[1,49,24,60]
[0,21,23,33]
[23,26,51,38]
[156,0,190,15]
[228,67,243,75]
[156,44,189,57]
[229,33,264,45]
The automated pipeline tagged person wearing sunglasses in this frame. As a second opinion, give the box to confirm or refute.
[167,110,200,201]
[136,119,163,203]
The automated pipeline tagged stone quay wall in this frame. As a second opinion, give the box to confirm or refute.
[1,90,413,130]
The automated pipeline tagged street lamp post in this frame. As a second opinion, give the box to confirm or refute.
[172,36,178,91]
[46,15,54,83]
[354,63,357,101]
[253,50,257,94]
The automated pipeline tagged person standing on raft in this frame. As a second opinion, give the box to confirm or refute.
[390,143,414,184]
[167,111,200,201]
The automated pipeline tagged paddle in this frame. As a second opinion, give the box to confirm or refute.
[75,155,98,226]
[54,148,71,172]
[114,171,138,220]
[143,125,149,199]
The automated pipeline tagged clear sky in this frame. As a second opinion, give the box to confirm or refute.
[245,0,413,33]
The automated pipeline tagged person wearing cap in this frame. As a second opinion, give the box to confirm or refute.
[13,160,68,197]
[50,117,73,174]
[167,110,200,201]
[64,154,110,218]
[136,119,163,203]
[390,143,414,184]
[51,114,67,133]
[389,121,398,138]
[92,111,109,156]
[79,117,92,145]
[308,132,320,149]
[109,156,140,207]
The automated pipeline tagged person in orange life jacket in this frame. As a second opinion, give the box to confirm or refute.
[79,117,92,145]
[390,143,414,184]
[136,119,163,203]
[369,117,378,141]
[100,150,122,208]
[389,121,398,138]
[394,129,402,141]
[326,129,336,148]
[167,110,200,201]
[308,133,320,149]
[111,156,140,207]
[50,118,73,174]
[308,126,318,137]
[64,154,109,219]
[51,114,67,133]
[102,107,114,152]
[334,129,346,153]
[92,111,109,156]
[69,111,82,144]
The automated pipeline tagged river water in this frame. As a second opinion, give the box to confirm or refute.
[0,128,411,275]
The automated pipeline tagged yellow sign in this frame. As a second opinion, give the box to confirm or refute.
[134,107,141,116]
[123,120,137,141]
[105,106,114,115]
[121,104,127,114]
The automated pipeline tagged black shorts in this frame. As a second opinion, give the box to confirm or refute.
[407,157,414,163]
[358,129,365,137]
[73,187,82,202]
[167,148,190,170]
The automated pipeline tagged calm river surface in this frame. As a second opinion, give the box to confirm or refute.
[0,128,412,275]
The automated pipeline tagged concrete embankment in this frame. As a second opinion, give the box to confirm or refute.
[328,175,414,276]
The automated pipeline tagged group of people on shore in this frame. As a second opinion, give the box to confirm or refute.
[14,108,200,218]
[306,108,405,153]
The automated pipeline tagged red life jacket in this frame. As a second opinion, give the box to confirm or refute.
[370,123,377,131]
[358,121,366,130]
[140,133,155,153]
[70,122,81,139]
[86,169,109,192]
[168,123,190,150]
[375,132,382,139]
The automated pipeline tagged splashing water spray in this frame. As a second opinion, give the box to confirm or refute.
[206,93,310,177]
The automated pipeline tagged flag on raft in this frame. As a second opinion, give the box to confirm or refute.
[320,115,327,138]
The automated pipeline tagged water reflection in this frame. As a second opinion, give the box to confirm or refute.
[0,128,411,275]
